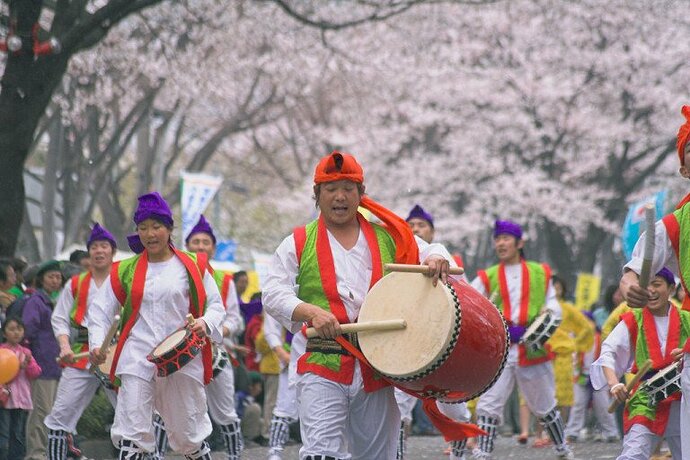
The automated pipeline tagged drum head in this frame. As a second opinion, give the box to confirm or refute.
[358,272,457,379]
[152,329,188,357]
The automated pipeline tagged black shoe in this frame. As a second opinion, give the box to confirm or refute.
[252,435,269,447]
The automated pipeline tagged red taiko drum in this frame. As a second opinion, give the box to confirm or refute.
[357,272,508,403]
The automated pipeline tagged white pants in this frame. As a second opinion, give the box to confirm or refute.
[296,363,400,460]
[565,383,618,439]
[394,389,417,424]
[476,359,556,423]
[438,401,471,422]
[618,401,681,460]
[681,353,690,460]
[274,368,299,420]
[111,373,212,455]
[205,366,239,425]
[44,366,117,432]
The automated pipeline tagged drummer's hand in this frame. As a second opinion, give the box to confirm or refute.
[58,345,75,364]
[274,346,290,366]
[423,255,450,287]
[621,270,648,308]
[309,307,341,339]
[609,382,628,403]
[191,318,209,338]
[89,347,106,366]
[671,347,684,362]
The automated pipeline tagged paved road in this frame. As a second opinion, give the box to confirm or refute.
[93,434,627,459]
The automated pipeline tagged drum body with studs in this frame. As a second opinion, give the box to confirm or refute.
[147,326,205,378]
[357,272,509,403]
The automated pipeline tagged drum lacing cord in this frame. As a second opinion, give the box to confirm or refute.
[150,333,206,369]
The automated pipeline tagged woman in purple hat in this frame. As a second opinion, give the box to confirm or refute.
[45,223,120,460]
[470,220,573,459]
[88,192,225,460]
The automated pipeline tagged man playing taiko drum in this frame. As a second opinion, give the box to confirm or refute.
[262,151,453,459]
[470,220,573,459]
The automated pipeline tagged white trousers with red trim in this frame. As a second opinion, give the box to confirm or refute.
[618,401,681,460]
[111,373,211,455]
[296,362,400,460]
[475,359,556,423]
[44,366,117,432]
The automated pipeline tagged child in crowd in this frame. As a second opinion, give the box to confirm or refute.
[0,317,42,460]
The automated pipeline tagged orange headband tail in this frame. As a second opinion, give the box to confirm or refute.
[360,195,419,265]
[676,105,690,166]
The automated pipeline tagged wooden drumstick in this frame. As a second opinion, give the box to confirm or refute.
[385,263,464,276]
[88,315,121,373]
[607,359,652,413]
[638,204,656,290]
[305,319,407,339]
[56,350,89,363]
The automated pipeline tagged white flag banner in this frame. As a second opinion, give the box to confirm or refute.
[180,171,223,241]
[252,250,273,289]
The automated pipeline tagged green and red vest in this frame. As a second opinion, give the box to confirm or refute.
[477,260,554,366]
[108,249,213,386]
[293,213,397,392]
[208,266,233,310]
[661,206,690,312]
[66,272,93,370]
[621,305,690,435]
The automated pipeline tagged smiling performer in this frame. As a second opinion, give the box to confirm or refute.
[185,215,244,459]
[592,268,689,459]
[471,220,572,459]
[263,151,455,460]
[45,223,119,460]
[619,106,690,459]
[88,192,225,460]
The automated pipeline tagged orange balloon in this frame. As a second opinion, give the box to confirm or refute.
[0,348,20,385]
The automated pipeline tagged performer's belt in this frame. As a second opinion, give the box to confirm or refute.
[306,333,359,356]
[71,326,89,344]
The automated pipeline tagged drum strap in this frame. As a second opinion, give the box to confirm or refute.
[306,333,359,355]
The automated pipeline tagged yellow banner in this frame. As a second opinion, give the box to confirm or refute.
[575,272,601,311]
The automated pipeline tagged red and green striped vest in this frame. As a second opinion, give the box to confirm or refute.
[294,213,396,390]
[66,272,92,370]
[209,267,233,310]
[477,260,553,366]
[108,249,213,386]
[621,305,690,435]
[661,207,690,311]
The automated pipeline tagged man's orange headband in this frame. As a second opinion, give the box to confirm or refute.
[677,105,690,166]
[313,151,364,184]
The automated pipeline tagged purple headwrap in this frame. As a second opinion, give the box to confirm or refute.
[656,267,676,286]
[133,192,174,227]
[494,220,523,240]
[185,215,216,244]
[128,192,174,253]
[406,204,434,228]
[87,222,117,249]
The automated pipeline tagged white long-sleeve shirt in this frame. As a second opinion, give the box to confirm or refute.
[52,275,110,337]
[624,220,679,277]
[590,306,671,391]
[470,262,562,367]
[262,230,452,333]
[263,312,285,351]
[88,256,225,384]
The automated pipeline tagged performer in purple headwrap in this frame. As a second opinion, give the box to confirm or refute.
[470,220,573,459]
[591,267,690,459]
[45,223,119,460]
[87,192,226,460]
[185,215,245,458]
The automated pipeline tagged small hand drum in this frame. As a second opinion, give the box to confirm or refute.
[520,311,561,352]
[147,326,205,378]
[211,343,230,378]
[642,361,682,407]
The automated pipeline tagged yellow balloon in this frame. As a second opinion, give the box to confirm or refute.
[0,348,20,385]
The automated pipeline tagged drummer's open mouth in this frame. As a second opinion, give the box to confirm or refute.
[648,294,660,302]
